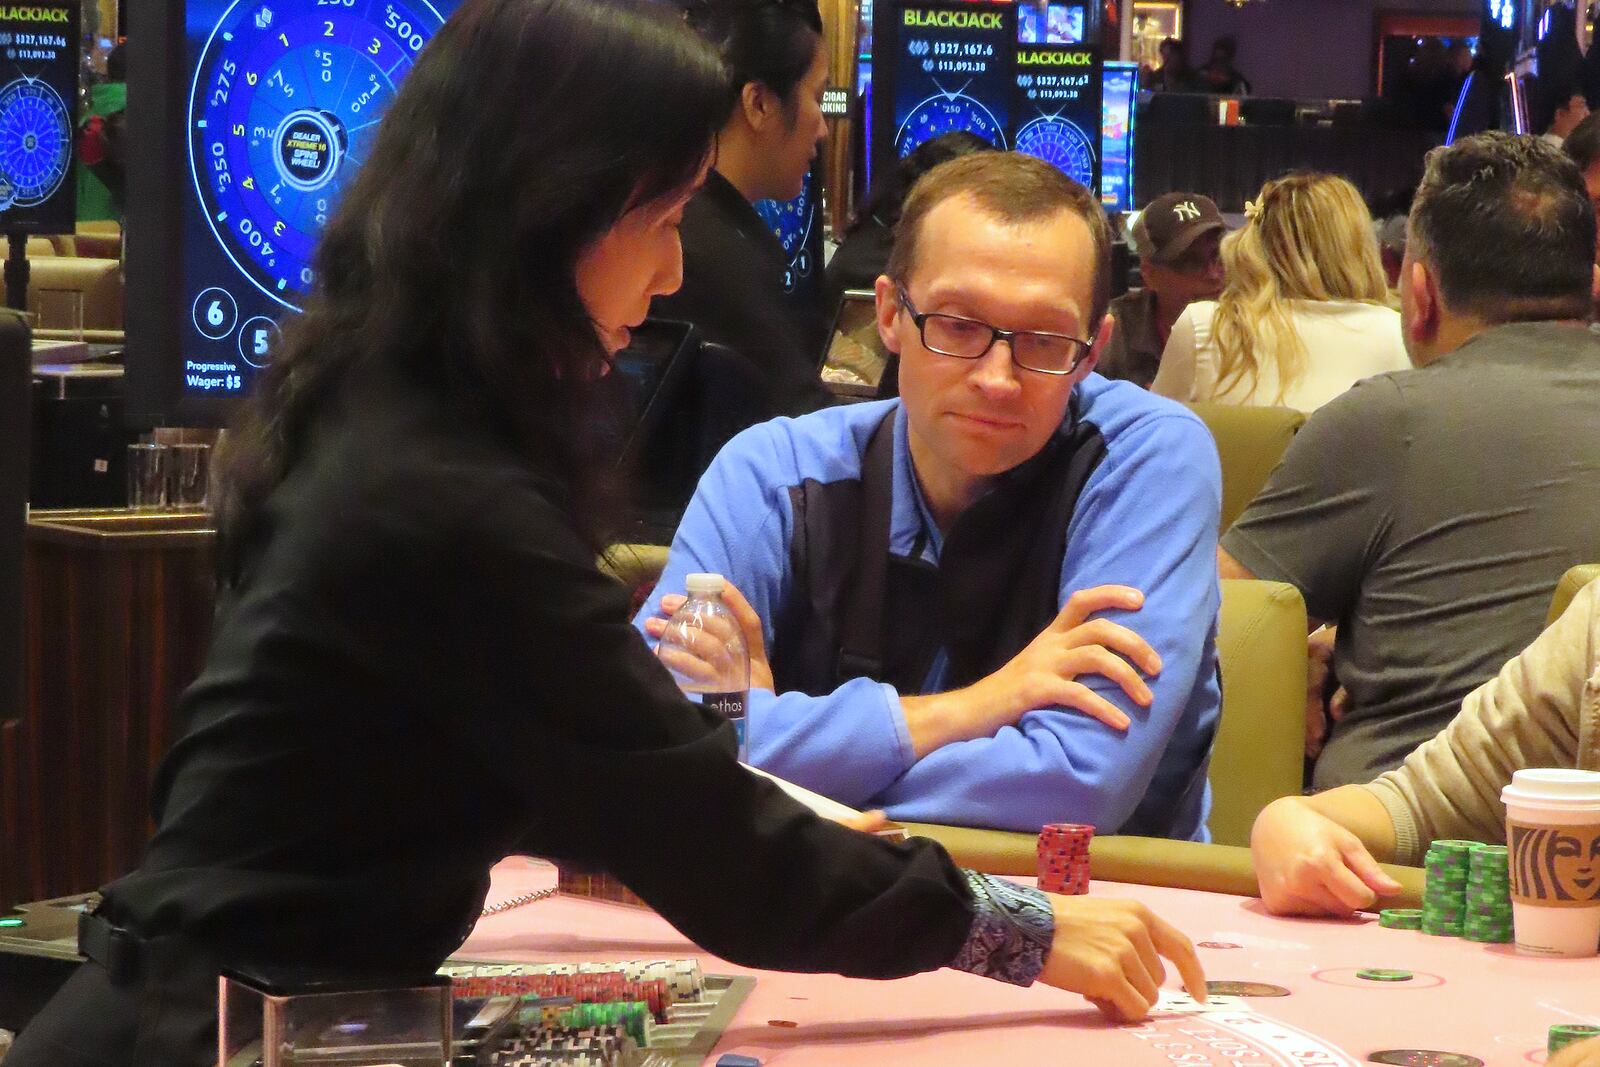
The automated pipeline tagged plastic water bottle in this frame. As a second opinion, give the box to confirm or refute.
[656,573,750,758]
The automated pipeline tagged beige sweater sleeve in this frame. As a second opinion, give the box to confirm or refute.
[1362,580,1597,866]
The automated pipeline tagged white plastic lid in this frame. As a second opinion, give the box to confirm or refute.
[1502,768,1600,808]
[684,573,726,596]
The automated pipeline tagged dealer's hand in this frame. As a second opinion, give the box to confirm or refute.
[645,583,775,692]
[901,585,1160,758]
[1550,1036,1600,1066]
[1038,895,1207,1023]
[833,809,889,834]
[1251,796,1401,916]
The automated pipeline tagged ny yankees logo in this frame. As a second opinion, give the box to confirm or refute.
[1172,200,1202,222]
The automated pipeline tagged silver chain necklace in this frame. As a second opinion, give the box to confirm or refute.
[479,886,558,917]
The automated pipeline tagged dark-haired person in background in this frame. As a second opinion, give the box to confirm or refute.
[7,2,1207,1062]
[1564,110,1600,266]
[654,0,835,421]
[1144,36,1198,93]
[1219,132,1600,790]
[1198,36,1250,95]
[824,131,996,316]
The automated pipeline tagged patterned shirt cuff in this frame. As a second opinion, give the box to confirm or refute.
[948,870,1054,987]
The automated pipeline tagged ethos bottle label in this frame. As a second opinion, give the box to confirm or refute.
[702,691,746,722]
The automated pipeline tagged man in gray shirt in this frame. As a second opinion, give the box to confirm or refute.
[1220,132,1600,790]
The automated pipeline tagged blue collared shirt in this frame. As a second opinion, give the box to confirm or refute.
[636,375,1222,839]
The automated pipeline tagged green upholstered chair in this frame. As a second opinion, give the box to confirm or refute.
[1206,579,1307,847]
[1185,402,1305,533]
[1547,564,1600,626]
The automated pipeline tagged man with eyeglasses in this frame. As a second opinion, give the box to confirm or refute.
[636,152,1222,838]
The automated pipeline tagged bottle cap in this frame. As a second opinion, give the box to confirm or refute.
[685,573,726,595]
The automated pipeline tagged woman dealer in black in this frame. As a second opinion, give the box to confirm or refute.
[9,1,1203,1062]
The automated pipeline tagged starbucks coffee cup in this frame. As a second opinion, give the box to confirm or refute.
[1502,768,1600,958]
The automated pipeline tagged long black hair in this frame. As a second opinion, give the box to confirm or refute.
[215,0,732,576]
[681,0,822,107]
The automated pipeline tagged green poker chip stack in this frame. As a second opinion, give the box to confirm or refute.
[1379,908,1423,930]
[1463,844,1514,943]
[557,1001,653,1047]
[1549,1024,1600,1056]
[1422,839,1476,936]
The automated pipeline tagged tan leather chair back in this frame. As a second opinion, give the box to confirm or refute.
[25,257,123,332]
[598,544,669,591]
[1548,565,1600,626]
[1186,402,1306,532]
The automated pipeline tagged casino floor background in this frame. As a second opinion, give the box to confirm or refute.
[3,0,1597,1063]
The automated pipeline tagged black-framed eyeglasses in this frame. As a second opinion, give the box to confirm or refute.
[896,287,1091,376]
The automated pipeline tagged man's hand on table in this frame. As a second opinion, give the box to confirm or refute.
[1251,796,1401,916]
[646,583,775,692]
[1039,895,1208,1023]
[901,585,1161,759]
[1551,1036,1600,1066]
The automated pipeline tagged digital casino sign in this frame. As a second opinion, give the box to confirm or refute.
[0,3,79,235]
[1012,43,1101,195]
[884,1,1014,166]
[183,0,461,397]
[754,168,824,307]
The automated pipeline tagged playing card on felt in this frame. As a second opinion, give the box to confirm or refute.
[1155,989,1248,1014]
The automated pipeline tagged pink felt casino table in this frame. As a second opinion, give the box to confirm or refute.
[459,856,1600,1066]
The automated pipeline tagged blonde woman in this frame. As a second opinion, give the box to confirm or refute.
[1150,173,1409,412]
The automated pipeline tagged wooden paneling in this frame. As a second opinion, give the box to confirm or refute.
[2,512,215,911]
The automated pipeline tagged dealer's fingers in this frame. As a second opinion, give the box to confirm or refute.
[834,809,889,834]
[1148,913,1207,1003]
[1098,971,1150,1023]
[1120,942,1161,1008]
[1127,922,1167,994]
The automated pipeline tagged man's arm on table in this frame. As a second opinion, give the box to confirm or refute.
[869,409,1223,834]
[1251,579,1597,915]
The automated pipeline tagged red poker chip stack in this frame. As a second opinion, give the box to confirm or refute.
[1036,823,1094,895]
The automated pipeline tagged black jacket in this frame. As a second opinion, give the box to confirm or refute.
[653,170,832,418]
[31,362,979,1065]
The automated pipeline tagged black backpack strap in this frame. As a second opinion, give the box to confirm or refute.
[834,411,897,683]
